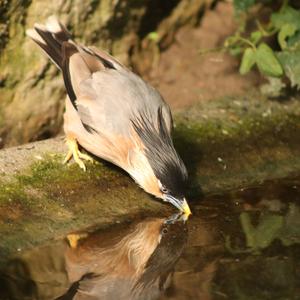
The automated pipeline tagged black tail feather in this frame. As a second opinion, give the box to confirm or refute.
[27,18,79,106]
[27,17,119,113]
[28,18,72,69]
[61,42,78,104]
[34,27,63,68]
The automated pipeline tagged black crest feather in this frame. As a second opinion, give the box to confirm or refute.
[132,107,188,197]
[134,219,187,291]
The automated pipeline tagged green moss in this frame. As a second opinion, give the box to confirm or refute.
[172,97,300,196]
[173,92,300,152]
[175,111,299,147]
[0,153,167,266]
[0,181,28,205]
[17,155,89,186]
[14,155,124,213]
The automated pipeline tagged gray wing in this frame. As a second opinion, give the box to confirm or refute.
[77,68,173,137]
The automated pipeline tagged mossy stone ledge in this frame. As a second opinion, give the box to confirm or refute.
[0,93,300,265]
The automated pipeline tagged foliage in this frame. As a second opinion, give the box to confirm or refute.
[226,203,300,254]
[225,0,300,96]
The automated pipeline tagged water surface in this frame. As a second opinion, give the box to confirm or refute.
[1,177,300,300]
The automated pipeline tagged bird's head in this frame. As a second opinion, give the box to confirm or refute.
[158,179,191,216]
[131,107,191,216]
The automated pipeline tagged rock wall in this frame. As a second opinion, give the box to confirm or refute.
[0,0,210,148]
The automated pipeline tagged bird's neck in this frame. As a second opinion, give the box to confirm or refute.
[126,150,162,198]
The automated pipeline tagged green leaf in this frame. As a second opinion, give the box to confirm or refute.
[256,43,283,77]
[240,213,256,248]
[277,50,300,89]
[255,215,283,249]
[250,31,262,45]
[224,36,240,48]
[233,0,256,13]
[278,24,297,49]
[271,6,300,31]
[278,204,300,246]
[229,46,243,56]
[147,32,159,42]
[240,212,284,250]
[239,47,256,74]
[287,30,300,50]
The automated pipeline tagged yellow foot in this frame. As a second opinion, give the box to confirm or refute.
[66,233,88,249]
[63,137,94,171]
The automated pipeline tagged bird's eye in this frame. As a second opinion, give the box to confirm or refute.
[161,186,169,194]
[162,228,168,235]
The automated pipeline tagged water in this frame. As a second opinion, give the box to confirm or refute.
[1,177,300,300]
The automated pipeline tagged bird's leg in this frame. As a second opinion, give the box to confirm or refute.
[67,233,88,249]
[63,137,93,171]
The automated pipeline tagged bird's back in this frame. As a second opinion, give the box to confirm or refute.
[78,67,171,137]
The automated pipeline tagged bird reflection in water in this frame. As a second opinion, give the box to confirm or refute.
[1,213,188,300]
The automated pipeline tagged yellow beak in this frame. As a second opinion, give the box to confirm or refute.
[182,201,192,217]
[164,195,192,216]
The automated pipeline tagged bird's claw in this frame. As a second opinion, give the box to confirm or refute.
[67,233,88,249]
[78,151,94,163]
[74,156,87,172]
[63,137,93,171]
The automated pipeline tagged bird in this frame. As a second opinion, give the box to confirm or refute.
[26,16,191,215]
[1,214,188,300]
[61,214,188,300]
